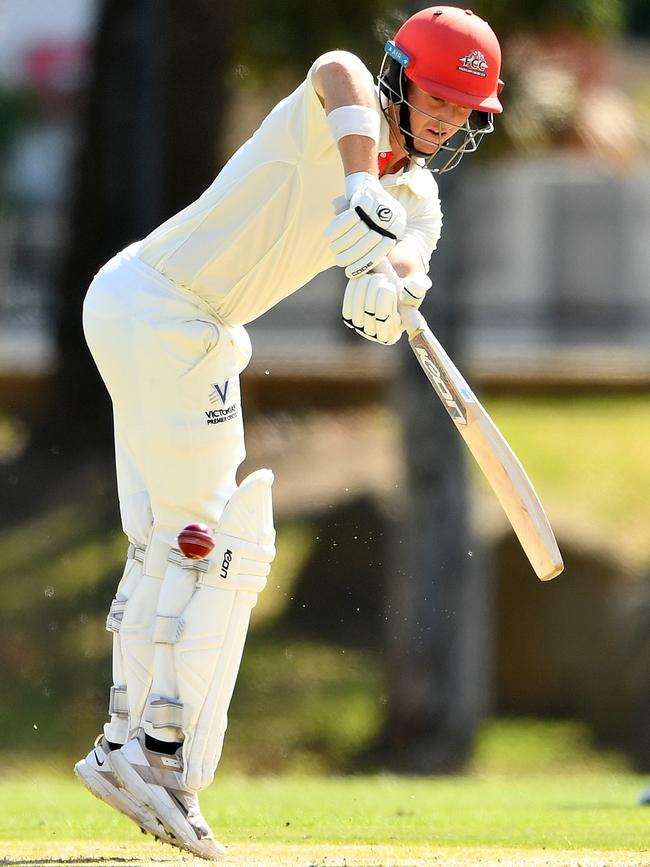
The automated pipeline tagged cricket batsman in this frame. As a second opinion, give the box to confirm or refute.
[75,7,503,859]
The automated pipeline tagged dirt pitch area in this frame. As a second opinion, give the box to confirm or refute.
[2,842,650,867]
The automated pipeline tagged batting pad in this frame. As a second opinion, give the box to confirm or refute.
[104,535,174,744]
[144,469,275,791]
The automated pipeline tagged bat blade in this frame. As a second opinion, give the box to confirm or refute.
[405,311,563,581]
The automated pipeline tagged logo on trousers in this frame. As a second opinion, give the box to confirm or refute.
[209,381,229,405]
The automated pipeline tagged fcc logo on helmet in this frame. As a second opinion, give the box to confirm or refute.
[457,49,488,78]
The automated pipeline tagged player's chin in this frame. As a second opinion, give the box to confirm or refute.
[418,137,444,156]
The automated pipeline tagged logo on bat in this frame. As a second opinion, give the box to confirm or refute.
[413,344,467,426]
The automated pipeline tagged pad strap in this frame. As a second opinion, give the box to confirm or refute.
[107,543,147,632]
[168,547,210,573]
[106,599,126,633]
[152,535,274,645]
[148,696,184,737]
[108,685,129,718]
[127,542,146,563]
[198,533,274,593]
[153,615,185,644]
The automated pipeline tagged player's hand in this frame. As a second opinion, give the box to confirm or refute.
[325,173,406,278]
[342,269,432,345]
[342,271,403,345]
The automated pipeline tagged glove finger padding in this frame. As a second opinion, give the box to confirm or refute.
[374,284,401,345]
[363,278,380,339]
[350,276,370,330]
[342,272,403,345]
[341,275,356,329]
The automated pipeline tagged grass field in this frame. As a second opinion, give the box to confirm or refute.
[484,395,650,569]
[1,770,650,865]
[2,720,650,866]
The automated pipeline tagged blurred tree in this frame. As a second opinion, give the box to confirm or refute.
[0,90,36,169]
[625,0,650,36]
[234,0,397,73]
[379,3,490,774]
[50,0,235,455]
[472,0,623,36]
[380,0,630,773]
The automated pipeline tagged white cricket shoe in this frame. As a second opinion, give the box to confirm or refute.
[74,734,172,844]
[110,732,225,860]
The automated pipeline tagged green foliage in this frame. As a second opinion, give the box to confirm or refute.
[0,89,36,175]
[224,639,382,774]
[626,0,650,35]
[473,718,630,775]
[485,395,650,568]
[232,0,398,78]
[474,0,624,37]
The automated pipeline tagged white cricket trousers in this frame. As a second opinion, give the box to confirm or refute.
[83,243,251,548]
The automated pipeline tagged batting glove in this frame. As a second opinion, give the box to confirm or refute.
[400,272,432,309]
[342,270,403,345]
[342,270,432,345]
[325,173,407,278]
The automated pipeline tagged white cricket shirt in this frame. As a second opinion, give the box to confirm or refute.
[136,59,443,327]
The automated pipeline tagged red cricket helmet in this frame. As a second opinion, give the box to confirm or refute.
[388,6,503,113]
[378,6,504,172]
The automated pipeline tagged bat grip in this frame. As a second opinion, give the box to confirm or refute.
[373,258,427,337]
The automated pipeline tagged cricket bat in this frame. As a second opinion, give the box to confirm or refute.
[379,263,563,581]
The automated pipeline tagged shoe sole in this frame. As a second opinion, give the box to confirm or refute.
[74,759,172,844]
[110,751,225,860]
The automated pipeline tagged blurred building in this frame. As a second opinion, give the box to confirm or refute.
[0,0,97,373]
[247,156,650,391]
[0,2,649,392]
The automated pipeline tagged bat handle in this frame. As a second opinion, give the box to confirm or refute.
[399,305,426,337]
[373,258,427,338]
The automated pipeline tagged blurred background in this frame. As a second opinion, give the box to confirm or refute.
[0,0,649,780]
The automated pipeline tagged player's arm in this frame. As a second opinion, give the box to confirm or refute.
[388,239,425,280]
[311,51,380,177]
[312,52,407,279]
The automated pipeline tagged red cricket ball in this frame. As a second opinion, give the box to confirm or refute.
[177,523,215,560]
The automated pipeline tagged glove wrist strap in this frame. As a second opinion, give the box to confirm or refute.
[344,171,380,201]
